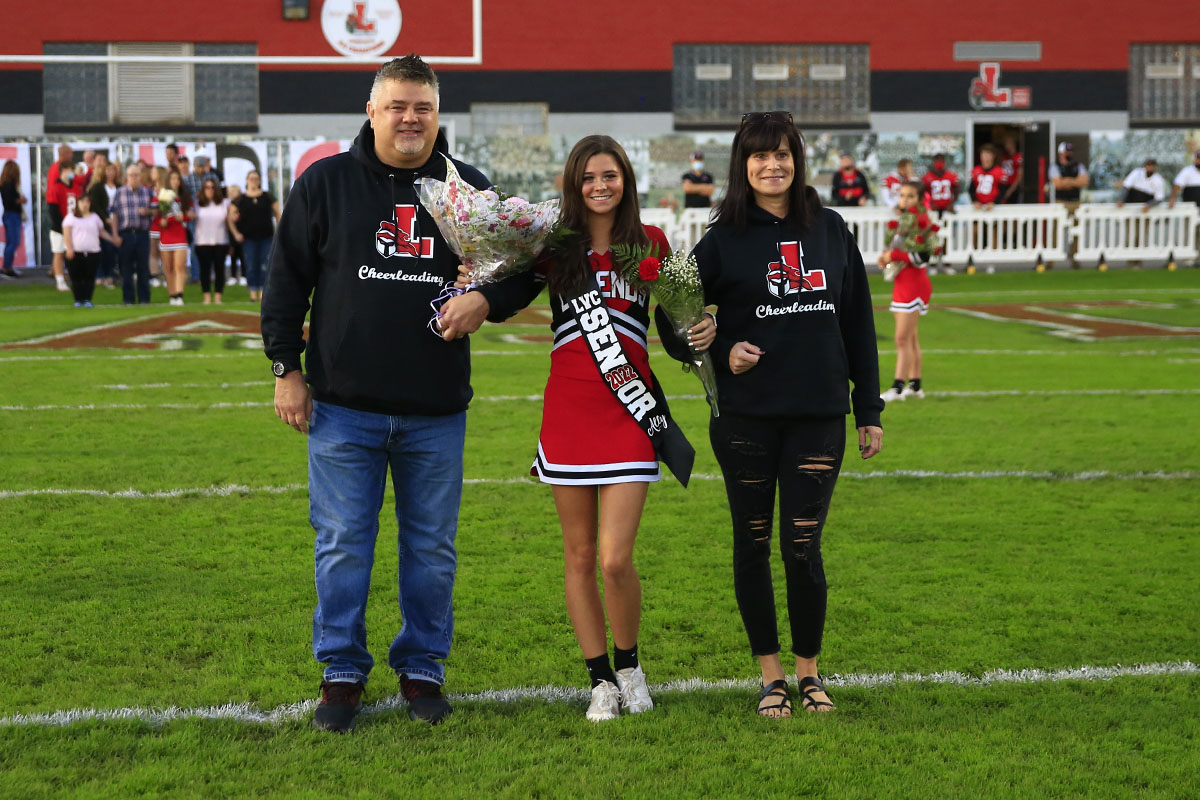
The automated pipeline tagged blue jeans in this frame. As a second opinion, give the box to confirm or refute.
[242,236,272,291]
[308,400,466,686]
[98,238,118,281]
[2,211,20,271]
[118,229,151,304]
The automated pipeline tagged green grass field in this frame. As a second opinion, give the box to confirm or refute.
[1,269,1198,799]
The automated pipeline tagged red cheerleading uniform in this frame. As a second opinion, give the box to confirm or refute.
[888,207,933,315]
[532,225,669,485]
[150,203,189,250]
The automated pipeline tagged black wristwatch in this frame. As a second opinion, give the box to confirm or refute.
[272,359,299,378]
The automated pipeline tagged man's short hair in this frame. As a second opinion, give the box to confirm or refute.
[370,53,439,106]
[166,142,179,153]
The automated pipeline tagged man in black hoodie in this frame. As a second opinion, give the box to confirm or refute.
[262,54,525,732]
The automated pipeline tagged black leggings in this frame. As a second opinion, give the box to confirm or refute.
[196,245,226,293]
[710,413,845,659]
[66,252,99,303]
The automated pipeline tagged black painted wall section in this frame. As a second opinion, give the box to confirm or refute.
[0,71,44,114]
[259,70,674,114]
[871,70,1128,112]
[0,69,1131,116]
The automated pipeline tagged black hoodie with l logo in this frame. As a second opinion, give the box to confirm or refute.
[262,120,528,416]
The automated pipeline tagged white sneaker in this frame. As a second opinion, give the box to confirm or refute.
[238,277,248,286]
[900,386,925,400]
[880,387,905,403]
[615,666,654,714]
[585,680,622,722]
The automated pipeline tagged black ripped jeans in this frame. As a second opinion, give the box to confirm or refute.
[710,413,846,659]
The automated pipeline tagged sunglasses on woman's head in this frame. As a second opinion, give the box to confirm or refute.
[740,111,794,126]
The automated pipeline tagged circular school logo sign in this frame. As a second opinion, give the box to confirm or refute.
[321,0,402,58]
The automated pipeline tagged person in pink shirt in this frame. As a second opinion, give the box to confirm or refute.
[63,193,120,307]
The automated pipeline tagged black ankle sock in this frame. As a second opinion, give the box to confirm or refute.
[585,654,618,688]
[613,644,639,672]
[891,379,905,391]
[908,378,922,391]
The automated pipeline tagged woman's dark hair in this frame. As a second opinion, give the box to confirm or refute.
[712,113,818,233]
[0,160,18,187]
[548,135,649,296]
[196,177,224,207]
[168,168,192,210]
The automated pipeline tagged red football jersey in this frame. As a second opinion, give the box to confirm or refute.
[922,170,958,211]
[1000,152,1023,187]
[971,166,1005,204]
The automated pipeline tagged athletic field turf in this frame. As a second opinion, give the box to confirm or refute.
[1,268,1198,799]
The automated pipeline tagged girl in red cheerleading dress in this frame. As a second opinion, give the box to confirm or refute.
[878,181,933,402]
[151,169,193,305]
[526,135,714,722]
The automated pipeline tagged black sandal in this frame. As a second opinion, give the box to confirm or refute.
[798,675,835,713]
[757,679,793,717]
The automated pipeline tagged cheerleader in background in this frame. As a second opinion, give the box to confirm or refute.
[879,181,933,403]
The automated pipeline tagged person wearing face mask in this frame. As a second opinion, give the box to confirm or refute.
[681,150,715,209]
[921,152,960,215]
[1168,150,1200,209]
[1117,158,1167,212]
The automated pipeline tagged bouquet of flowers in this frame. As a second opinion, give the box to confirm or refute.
[613,243,719,417]
[418,158,560,335]
[156,188,180,224]
[882,208,943,282]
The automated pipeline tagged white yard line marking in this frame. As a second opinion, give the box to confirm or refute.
[0,401,274,411]
[930,288,1200,299]
[0,350,537,363]
[0,661,1193,728]
[99,381,271,390]
[3,469,1196,501]
[7,387,1200,411]
[0,351,263,363]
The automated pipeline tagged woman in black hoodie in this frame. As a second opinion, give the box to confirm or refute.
[663,111,883,717]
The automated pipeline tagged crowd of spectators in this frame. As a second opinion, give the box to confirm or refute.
[0,142,276,305]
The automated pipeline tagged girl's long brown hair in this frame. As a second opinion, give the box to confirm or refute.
[0,160,19,187]
[548,135,649,297]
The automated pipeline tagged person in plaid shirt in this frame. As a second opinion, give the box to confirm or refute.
[111,163,156,304]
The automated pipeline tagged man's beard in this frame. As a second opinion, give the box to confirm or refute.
[393,131,427,156]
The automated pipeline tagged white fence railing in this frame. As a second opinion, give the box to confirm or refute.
[641,203,1200,268]
[1070,204,1199,264]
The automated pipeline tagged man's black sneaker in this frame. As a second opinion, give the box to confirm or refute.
[312,680,364,732]
[400,675,452,724]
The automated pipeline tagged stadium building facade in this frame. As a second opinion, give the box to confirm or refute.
[0,0,1197,252]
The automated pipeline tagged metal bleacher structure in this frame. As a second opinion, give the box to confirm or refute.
[640,203,1200,269]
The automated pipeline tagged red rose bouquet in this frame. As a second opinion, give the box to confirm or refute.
[613,243,718,417]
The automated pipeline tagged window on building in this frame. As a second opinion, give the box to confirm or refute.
[470,103,549,136]
[673,43,870,129]
[42,42,258,132]
[1129,43,1200,124]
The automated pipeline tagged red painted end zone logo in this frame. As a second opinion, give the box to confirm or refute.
[2,311,307,350]
[942,301,1200,342]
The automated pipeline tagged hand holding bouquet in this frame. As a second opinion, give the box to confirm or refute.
[883,208,943,280]
[417,158,560,336]
[614,244,719,417]
[156,188,180,224]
